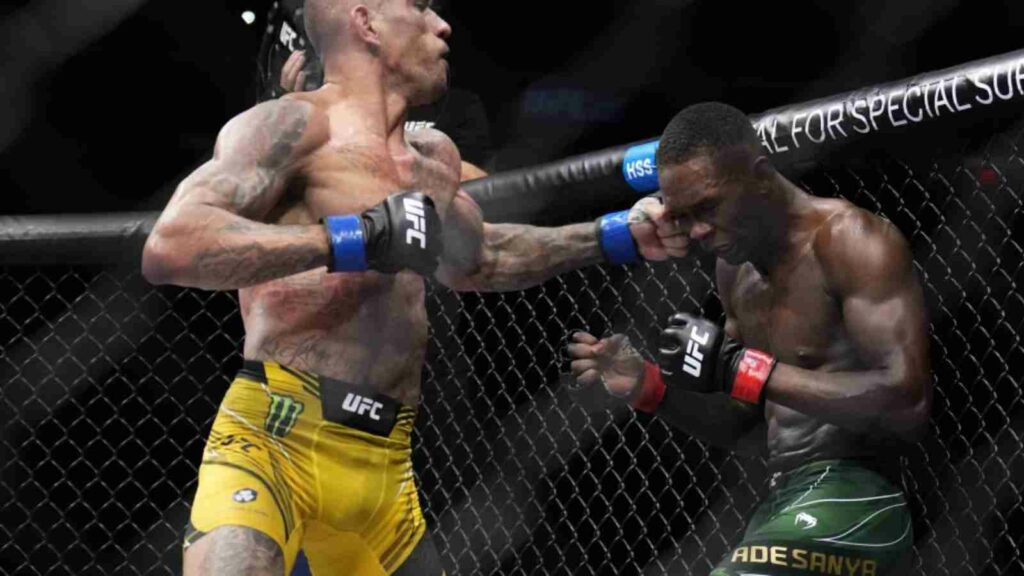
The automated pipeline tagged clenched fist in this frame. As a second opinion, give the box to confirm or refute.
[564,331,645,400]
[627,196,690,261]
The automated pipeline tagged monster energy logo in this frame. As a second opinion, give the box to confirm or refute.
[265,394,304,438]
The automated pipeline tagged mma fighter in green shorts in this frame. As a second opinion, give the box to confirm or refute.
[566,102,932,576]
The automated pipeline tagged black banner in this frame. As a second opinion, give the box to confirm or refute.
[752,50,1024,161]
[3,48,1023,264]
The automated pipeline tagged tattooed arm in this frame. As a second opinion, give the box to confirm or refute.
[403,130,598,292]
[435,189,605,292]
[142,98,330,290]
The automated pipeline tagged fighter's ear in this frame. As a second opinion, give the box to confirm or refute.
[752,155,774,181]
[350,5,381,51]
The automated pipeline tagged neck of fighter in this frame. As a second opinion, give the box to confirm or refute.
[322,52,413,154]
[747,177,815,277]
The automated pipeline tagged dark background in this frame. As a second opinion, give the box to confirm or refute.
[2,0,1023,215]
[2,2,1024,575]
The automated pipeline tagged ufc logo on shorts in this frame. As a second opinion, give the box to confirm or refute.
[404,198,427,249]
[684,326,711,377]
[342,393,383,421]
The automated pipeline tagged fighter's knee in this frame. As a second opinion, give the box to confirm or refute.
[183,525,285,576]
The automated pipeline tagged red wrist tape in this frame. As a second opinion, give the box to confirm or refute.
[731,349,776,404]
[631,361,666,414]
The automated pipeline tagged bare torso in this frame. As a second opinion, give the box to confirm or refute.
[239,93,461,406]
[720,198,895,472]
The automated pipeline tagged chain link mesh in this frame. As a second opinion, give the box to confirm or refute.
[2,120,1023,575]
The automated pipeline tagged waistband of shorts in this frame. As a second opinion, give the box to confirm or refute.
[768,457,901,488]
[238,359,416,436]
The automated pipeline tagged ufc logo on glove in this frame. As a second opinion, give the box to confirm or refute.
[404,198,427,248]
[684,326,711,377]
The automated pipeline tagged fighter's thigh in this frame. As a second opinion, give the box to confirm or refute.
[301,524,445,576]
[391,531,445,576]
[185,377,309,573]
[301,522,388,576]
[183,526,284,576]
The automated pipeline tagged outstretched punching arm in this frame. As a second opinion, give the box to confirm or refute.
[436,194,689,292]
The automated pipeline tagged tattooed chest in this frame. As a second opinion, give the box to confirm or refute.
[299,146,405,217]
[295,145,458,219]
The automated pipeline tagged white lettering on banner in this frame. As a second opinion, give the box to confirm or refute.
[934,79,956,115]
[887,90,907,127]
[625,158,655,180]
[756,117,788,153]
[790,112,806,148]
[806,109,826,144]
[868,94,886,131]
[904,86,924,122]
[850,100,870,135]
[952,76,972,111]
[972,70,994,105]
[994,67,1015,100]
[826,105,846,139]
[922,81,936,118]
[753,58,1024,154]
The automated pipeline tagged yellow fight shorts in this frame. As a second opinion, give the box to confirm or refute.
[185,361,443,575]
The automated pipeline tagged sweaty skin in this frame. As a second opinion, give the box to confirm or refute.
[657,156,932,470]
[146,5,683,572]
[569,153,931,472]
[144,87,605,408]
[715,197,931,471]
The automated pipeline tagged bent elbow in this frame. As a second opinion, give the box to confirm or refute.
[886,373,932,444]
[141,225,188,286]
[435,263,488,292]
[437,249,498,292]
[901,389,932,443]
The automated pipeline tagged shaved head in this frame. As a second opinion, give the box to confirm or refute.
[303,0,452,105]
[305,0,391,60]
[304,0,342,59]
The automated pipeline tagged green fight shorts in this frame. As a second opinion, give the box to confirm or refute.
[710,460,912,576]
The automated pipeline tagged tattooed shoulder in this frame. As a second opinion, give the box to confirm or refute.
[219,98,321,169]
[179,99,325,219]
[407,128,461,176]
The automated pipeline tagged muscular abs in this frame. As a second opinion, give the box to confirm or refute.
[242,131,460,407]
[723,239,881,471]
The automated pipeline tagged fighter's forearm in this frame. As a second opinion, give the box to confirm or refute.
[142,205,329,291]
[765,362,928,438]
[467,222,604,292]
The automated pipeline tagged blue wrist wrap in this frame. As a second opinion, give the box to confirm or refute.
[599,210,640,265]
[324,215,368,272]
